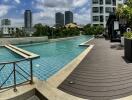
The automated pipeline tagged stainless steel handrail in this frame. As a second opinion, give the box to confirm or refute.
[0,58,30,65]
[0,58,33,91]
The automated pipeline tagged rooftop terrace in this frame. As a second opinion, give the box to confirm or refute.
[59,39,132,100]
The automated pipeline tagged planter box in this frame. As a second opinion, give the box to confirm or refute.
[124,38,132,61]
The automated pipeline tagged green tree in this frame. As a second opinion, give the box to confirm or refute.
[33,23,81,38]
[83,24,104,35]
[33,23,44,36]
[12,28,25,38]
[33,24,52,37]
[116,0,132,28]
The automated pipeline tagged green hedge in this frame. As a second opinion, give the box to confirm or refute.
[124,32,132,39]
[83,25,104,35]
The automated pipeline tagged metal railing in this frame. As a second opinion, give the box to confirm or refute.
[0,58,33,91]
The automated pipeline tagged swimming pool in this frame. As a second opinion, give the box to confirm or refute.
[0,47,22,62]
[0,35,93,87]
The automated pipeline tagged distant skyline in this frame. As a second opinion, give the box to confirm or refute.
[0,0,91,26]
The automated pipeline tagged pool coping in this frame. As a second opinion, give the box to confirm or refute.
[0,35,81,47]
[79,37,94,46]
[5,44,40,59]
[15,35,89,47]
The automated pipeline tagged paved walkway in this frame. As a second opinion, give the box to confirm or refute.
[58,39,132,100]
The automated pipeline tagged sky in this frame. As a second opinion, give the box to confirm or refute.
[0,0,91,26]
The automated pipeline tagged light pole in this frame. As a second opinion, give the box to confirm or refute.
[51,26,55,39]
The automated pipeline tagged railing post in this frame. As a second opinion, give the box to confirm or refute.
[30,59,33,84]
[13,62,17,92]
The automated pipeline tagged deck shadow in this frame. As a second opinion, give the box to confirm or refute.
[110,44,124,50]
[122,56,132,64]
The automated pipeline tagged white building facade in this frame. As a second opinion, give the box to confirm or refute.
[0,26,23,36]
[91,0,124,28]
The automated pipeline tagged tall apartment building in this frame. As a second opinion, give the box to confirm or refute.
[91,0,124,28]
[24,10,34,35]
[55,12,64,26]
[24,10,32,29]
[65,11,73,25]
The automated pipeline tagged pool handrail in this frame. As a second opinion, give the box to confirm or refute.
[0,58,33,91]
[0,58,33,65]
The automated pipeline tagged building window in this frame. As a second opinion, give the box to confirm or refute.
[93,24,99,26]
[100,7,103,13]
[100,0,103,4]
[100,15,104,22]
[106,16,109,21]
[106,0,111,4]
[105,7,112,13]
[93,0,98,4]
[113,0,116,5]
[100,24,104,27]
[93,16,99,21]
[93,7,99,13]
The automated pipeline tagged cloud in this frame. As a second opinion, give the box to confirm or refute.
[36,0,73,8]
[74,10,91,25]
[14,0,20,4]
[73,0,88,7]
[10,18,24,26]
[0,5,12,17]
[33,12,54,26]
[33,8,56,26]
[3,0,9,2]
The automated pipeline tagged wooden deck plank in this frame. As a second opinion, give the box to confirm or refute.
[58,39,132,100]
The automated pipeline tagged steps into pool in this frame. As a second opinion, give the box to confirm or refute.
[5,44,40,59]
[79,37,94,46]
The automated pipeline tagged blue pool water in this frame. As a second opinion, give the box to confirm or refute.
[0,35,93,87]
[0,47,22,62]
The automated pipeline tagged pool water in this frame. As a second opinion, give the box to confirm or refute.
[0,35,93,87]
[0,47,22,62]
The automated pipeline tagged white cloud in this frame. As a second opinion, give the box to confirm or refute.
[11,18,24,26]
[14,0,20,4]
[33,8,56,25]
[3,0,9,2]
[74,7,91,25]
[0,5,12,17]
[73,0,88,7]
[36,0,72,8]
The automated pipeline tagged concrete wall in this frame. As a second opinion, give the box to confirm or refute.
[0,36,48,45]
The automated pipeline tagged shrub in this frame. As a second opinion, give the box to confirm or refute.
[83,24,104,35]
[124,32,132,39]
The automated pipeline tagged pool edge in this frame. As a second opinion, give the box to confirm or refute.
[47,44,94,88]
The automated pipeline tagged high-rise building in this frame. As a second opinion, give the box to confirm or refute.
[91,0,124,28]
[24,10,32,28]
[65,11,73,25]
[55,12,64,26]
[1,19,11,26]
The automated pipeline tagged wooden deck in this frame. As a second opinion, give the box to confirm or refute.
[58,39,132,100]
